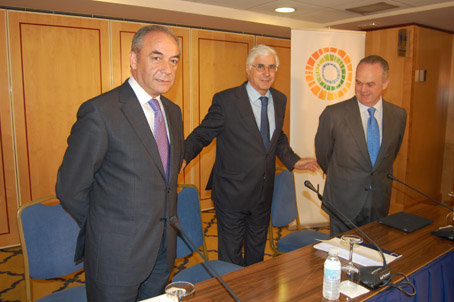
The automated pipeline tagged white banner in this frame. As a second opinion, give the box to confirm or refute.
[290,29,365,227]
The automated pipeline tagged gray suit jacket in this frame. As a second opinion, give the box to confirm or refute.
[56,80,184,286]
[315,97,406,220]
[184,82,300,211]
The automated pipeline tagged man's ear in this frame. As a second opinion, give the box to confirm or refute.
[129,51,137,71]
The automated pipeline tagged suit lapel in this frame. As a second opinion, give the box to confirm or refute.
[235,84,266,149]
[119,82,167,180]
[161,96,179,183]
[373,100,394,170]
[343,98,372,166]
[270,89,284,146]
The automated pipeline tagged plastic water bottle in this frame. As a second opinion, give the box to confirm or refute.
[323,247,341,300]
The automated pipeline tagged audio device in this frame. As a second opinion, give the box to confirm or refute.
[387,174,454,241]
[304,181,391,289]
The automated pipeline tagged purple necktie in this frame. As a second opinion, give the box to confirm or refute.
[149,98,169,178]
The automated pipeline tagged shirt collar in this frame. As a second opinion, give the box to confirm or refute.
[246,82,272,103]
[128,76,161,105]
[358,97,383,114]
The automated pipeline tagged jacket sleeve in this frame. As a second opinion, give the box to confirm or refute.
[315,106,334,174]
[56,100,108,227]
[275,130,300,170]
[184,94,225,163]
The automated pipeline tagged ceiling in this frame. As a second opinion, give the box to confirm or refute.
[1,0,453,38]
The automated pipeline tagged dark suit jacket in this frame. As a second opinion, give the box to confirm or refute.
[56,80,184,286]
[184,82,300,211]
[315,96,406,220]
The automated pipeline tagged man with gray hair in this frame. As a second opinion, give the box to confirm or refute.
[57,25,184,301]
[181,44,318,266]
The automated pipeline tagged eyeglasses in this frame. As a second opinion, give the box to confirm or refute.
[250,64,278,72]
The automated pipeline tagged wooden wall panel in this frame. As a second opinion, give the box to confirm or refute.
[0,10,20,247]
[110,21,190,185]
[188,30,254,208]
[406,27,452,202]
[8,11,111,205]
[366,25,452,210]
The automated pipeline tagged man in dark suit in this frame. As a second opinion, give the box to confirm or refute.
[315,55,407,236]
[181,45,319,266]
[56,25,184,301]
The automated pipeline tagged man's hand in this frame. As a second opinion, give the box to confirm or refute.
[179,160,187,174]
[293,157,320,172]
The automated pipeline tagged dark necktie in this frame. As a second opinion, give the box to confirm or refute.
[149,98,169,178]
[260,96,270,149]
[367,107,380,167]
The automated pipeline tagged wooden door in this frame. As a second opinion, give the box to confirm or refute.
[8,11,111,209]
[0,9,20,247]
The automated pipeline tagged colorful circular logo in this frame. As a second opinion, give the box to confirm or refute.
[305,48,353,101]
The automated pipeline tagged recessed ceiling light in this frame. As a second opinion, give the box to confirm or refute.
[275,7,295,13]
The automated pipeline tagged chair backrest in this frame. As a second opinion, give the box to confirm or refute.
[176,185,205,258]
[270,170,298,227]
[17,195,83,301]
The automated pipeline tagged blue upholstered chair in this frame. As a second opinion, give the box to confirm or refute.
[172,185,242,283]
[17,195,86,302]
[268,170,330,256]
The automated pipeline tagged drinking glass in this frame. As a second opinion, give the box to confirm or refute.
[165,281,195,301]
[340,235,363,290]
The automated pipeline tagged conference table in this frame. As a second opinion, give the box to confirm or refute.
[184,201,453,301]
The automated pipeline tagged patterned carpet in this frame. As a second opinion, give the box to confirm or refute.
[0,209,327,301]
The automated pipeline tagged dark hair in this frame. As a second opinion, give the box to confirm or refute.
[358,55,389,78]
[131,25,180,54]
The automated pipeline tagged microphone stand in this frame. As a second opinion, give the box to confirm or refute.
[387,174,453,211]
[387,174,454,240]
[304,180,391,289]
[169,216,241,302]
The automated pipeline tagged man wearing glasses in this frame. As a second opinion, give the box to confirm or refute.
[181,45,318,266]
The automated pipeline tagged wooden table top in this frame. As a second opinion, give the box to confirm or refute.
[184,202,453,302]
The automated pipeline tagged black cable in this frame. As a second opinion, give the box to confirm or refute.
[381,272,416,297]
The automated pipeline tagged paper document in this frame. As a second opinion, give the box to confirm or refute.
[313,237,401,266]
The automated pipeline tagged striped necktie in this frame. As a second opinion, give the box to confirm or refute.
[149,98,169,178]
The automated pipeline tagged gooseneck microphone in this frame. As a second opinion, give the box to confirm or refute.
[169,216,241,302]
[304,180,391,289]
[387,174,453,212]
[387,174,454,241]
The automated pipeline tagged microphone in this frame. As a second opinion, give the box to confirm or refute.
[387,174,454,240]
[169,216,241,302]
[304,180,391,289]
[387,174,453,212]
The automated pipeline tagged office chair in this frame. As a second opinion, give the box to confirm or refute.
[17,195,86,302]
[268,170,329,256]
[172,185,242,284]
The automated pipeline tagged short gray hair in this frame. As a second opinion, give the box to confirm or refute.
[358,55,389,79]
[246,44,279,67]
[131,25,180,54]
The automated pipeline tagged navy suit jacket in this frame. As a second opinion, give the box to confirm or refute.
[184,82,300,211]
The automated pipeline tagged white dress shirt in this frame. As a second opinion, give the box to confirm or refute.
[128,77,170,141]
